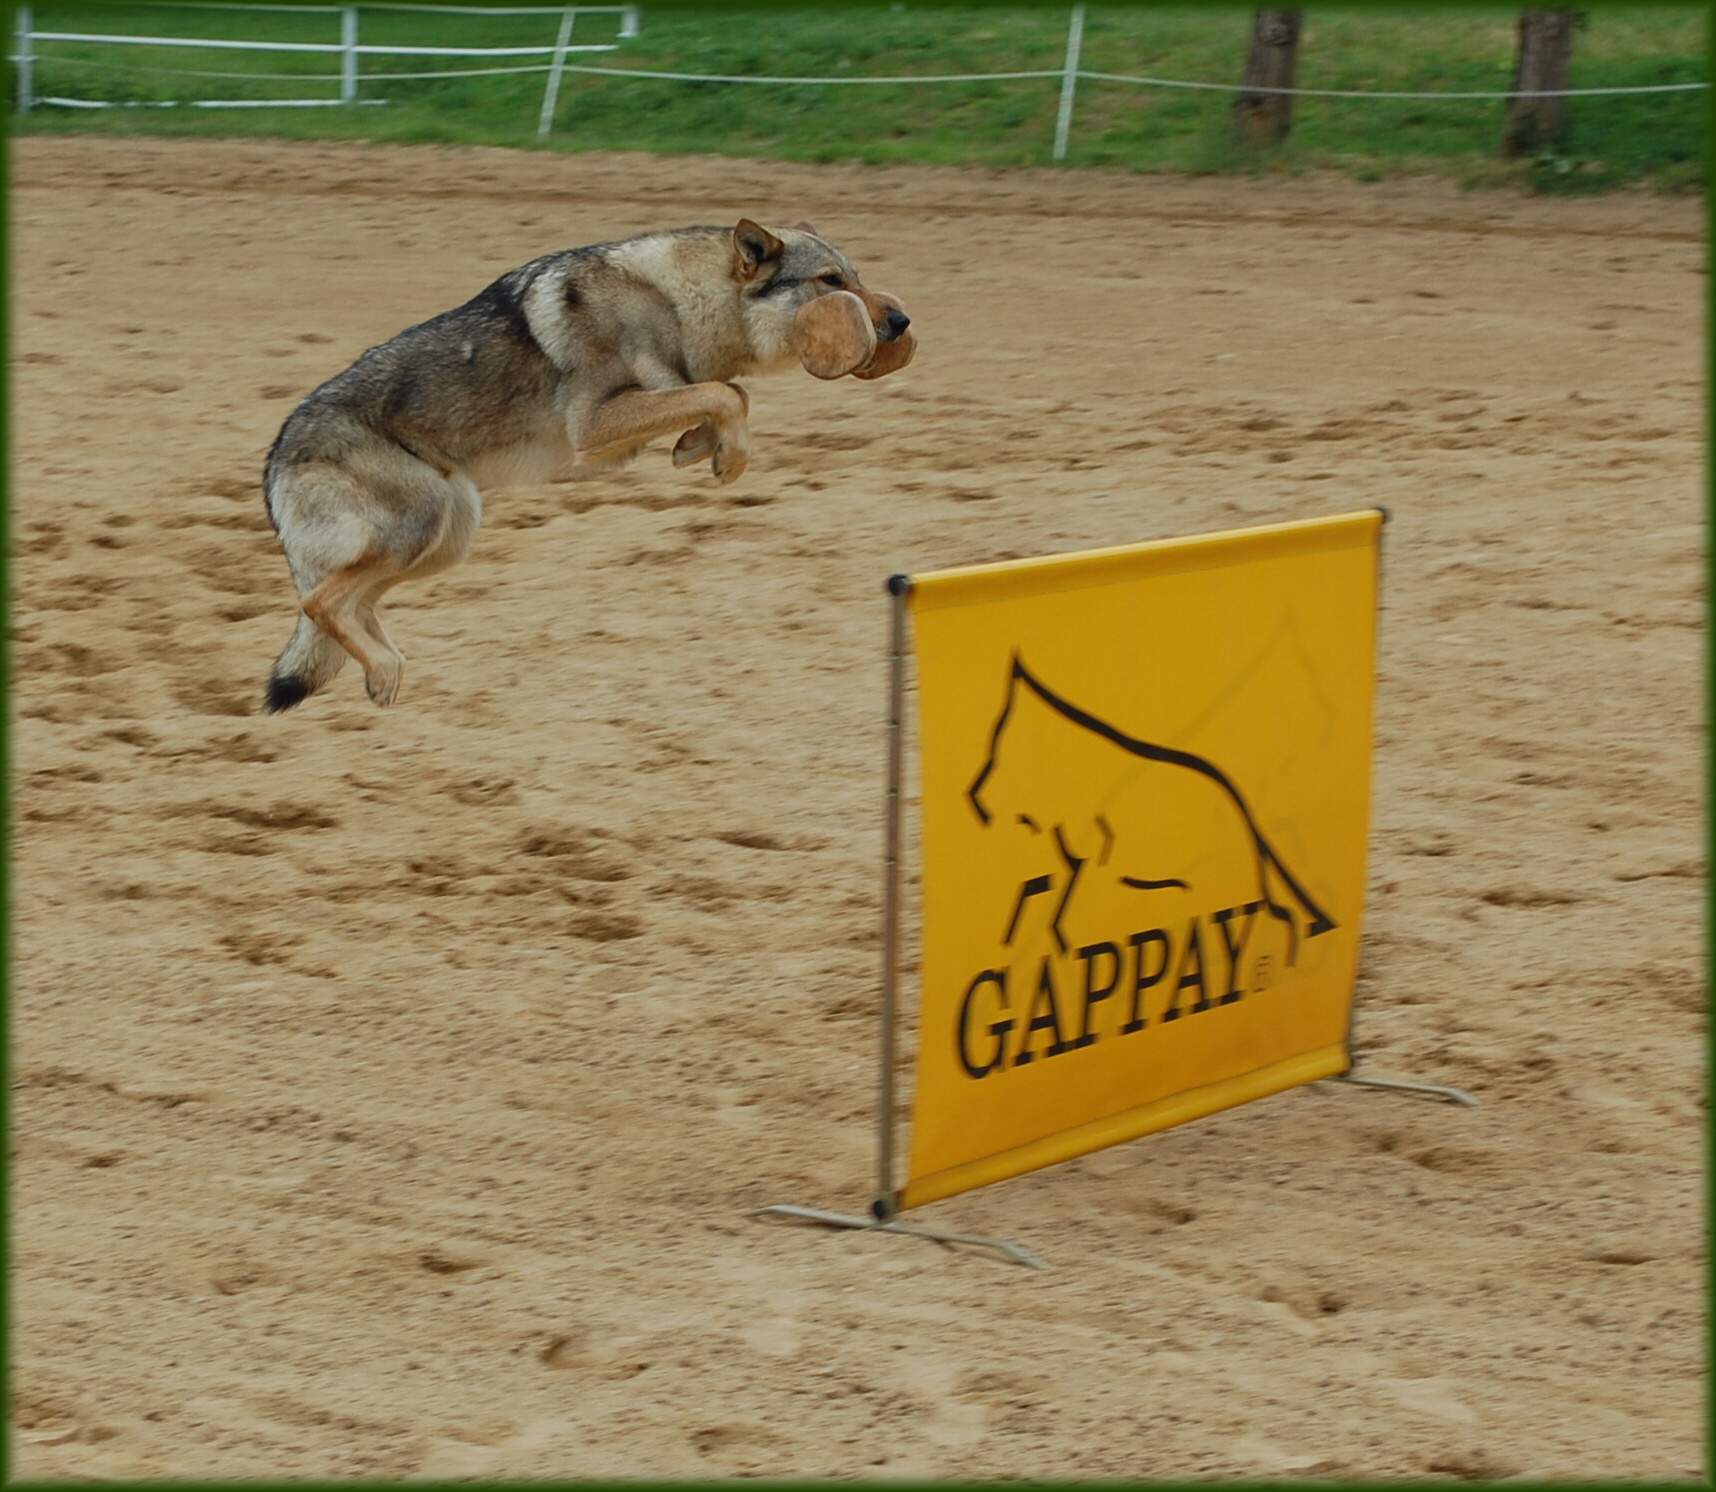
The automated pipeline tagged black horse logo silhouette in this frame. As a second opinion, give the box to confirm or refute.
[967,654,1336,965]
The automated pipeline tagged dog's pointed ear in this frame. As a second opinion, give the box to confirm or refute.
[790,220,818,236]
[733,219,784,281]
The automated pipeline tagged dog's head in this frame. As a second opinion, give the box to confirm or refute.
[729,219,913,378]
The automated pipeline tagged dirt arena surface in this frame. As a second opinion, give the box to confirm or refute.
[9,136,1705,1480]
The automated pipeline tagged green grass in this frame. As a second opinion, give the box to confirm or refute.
[9,2,1708,191]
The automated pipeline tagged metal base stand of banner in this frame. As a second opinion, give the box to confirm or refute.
[1340,519,1478,1118]
[749,581,1046,1273]
[1330,1069,1479,1107]
[752,1203,1048,1270]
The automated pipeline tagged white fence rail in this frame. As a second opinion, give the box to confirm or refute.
[14,2,1707,159]
[14,1,640,135]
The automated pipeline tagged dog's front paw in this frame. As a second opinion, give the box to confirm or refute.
[673,420,716,468]
[711,425,750,485]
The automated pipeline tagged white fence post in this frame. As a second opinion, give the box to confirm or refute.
[340,6,358,103]
[536,3,576,139]
[16,5,34,115]
[1052,1,1086,163]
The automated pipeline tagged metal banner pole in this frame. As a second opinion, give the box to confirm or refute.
[873,576,908,1220]
[1051,1,1085,162]
[751,574,1045,1268]
[536,4,576,139]
[1332,506,1477,1109]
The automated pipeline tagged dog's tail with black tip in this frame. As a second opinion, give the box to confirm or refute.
[261,612,346,713]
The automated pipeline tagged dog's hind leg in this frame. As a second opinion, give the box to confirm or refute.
[346,470,481,705]
[353,573,412,695]
[263,457,477,712]
[357,593,405,669]
[263,465,373,714]
[301,555,410,707]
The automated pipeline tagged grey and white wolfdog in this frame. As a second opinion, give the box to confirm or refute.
[260,218,913,713]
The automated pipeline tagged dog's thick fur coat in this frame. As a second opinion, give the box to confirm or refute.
[260,219,911,713]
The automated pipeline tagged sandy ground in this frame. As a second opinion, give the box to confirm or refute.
[8,137,1705,1480]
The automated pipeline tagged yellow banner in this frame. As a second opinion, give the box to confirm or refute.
[899,511,1382,1212]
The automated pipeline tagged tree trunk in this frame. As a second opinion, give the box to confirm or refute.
[1501,8,1575,156]
[1233,9,1303,147]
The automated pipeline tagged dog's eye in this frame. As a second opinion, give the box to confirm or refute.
[819,273,844,288]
